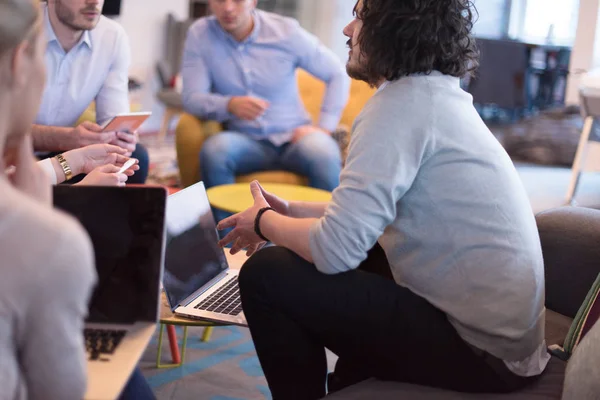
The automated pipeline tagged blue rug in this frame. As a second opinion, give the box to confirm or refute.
[140,325,271,400]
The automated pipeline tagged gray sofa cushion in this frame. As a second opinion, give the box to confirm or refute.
[324,314,571,399]
[537,207,600,319]
[326,356,566,400]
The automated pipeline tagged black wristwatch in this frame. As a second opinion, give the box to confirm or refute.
[254,207,275,241]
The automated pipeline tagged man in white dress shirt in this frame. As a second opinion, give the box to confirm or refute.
[33,0,148,183]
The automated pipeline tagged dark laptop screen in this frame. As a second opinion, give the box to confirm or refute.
[163,182,228,310]
[53,186,166,324]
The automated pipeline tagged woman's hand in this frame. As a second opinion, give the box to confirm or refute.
[217,181,270,256]
[77,164,128,187]
[63,144,133,175]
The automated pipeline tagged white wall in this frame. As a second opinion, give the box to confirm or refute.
[471,0,508,39]
[298,0,354,63]
[112,0,188,132]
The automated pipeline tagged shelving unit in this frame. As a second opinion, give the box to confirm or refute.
[189,0,209,18]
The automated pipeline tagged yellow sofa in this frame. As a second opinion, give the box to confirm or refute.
[175,69,376,188]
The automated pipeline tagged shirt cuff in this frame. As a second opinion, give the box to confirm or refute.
[214,95,234,122]
[38,158,58,185]
[319,112,341,133]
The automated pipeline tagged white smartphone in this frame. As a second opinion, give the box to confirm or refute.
[101,112,151,133]
[118,159,137,174]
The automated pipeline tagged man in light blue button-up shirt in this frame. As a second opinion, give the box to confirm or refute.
[182,0,350,205]
[32,0,148,183]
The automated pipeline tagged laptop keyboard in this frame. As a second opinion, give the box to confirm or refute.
[84,328,127,361]
[194,276,242,316]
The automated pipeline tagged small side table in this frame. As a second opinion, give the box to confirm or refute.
[206,183,332,214]
[157,292,226,368]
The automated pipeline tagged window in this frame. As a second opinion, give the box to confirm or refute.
[509,0,580,45]
[472,0,510,39]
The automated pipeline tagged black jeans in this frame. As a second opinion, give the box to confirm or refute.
[238,245,537,400]
[41,143,149,184]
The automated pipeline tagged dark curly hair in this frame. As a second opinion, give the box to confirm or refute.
[354,0,479,86]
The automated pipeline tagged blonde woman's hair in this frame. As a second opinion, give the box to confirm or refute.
[0,0,38,57]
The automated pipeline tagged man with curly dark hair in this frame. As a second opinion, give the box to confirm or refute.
[217,0,550,398]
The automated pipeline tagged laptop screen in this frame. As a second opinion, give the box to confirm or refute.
[163,182,228,310]
[53,186,166,324]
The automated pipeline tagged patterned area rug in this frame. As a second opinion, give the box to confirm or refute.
[140,133,181,188]
[140,326,271,400]
[489,108,583,167]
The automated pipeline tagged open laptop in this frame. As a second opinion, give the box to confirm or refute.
[164,182,247,326]
[53,185,167,400]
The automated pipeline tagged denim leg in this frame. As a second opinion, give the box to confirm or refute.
[129,144,149,184]
[118,368,155,400]
[280,132,342,191]
[200,132,280,226]
[200,132,280,188]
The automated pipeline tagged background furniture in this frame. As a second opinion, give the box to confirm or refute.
[175,69,376,188]
[155,14,193,142]
[327,206,600,399]
[156,292,220,369]
[466,38,572,121]
[566,76,600,205]
[466,38,529,120]
[206,183,332,214]
[529,47,571,109]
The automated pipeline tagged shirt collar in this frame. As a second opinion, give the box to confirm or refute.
[43,3,92,51]
[377,81,390,93]
[246,10,261,43]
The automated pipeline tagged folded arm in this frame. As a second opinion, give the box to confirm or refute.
[181,28,232,121]
[293,25,350,132]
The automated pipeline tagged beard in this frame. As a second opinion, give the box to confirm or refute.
[345,38,370,83]
[345,45,370,83]
[55,0,98,31]
[346,60,370,83]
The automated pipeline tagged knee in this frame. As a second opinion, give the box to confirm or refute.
[238,246,292,294]
[130,144,148,184]
[200,132,249,167]
[200,135,231,165]
[297,133,342,164]
[133,144,149,162]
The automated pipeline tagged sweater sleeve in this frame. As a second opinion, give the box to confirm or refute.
[20,220,97,400]
[309,93,434,274]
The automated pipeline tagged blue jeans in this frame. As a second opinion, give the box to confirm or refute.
[200,131,342,224]
[128,144,149,184]
[118,368,155,400]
